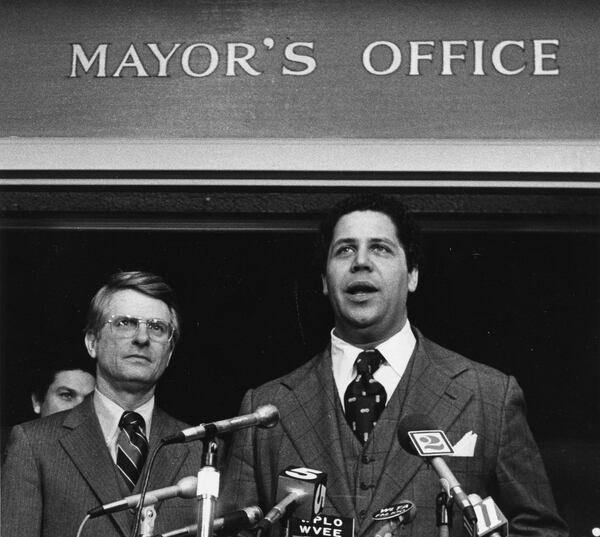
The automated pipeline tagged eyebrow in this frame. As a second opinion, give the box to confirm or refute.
[331,237,398,247]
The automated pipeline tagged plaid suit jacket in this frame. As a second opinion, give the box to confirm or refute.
[1,395,204,537]
[220,327,568,537]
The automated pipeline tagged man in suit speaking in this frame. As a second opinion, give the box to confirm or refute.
[2,271,203,537]
[220,194,568,536]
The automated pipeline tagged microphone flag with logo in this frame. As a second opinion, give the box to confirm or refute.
[256,466,328,537]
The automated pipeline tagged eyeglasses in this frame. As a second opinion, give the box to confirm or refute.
[104,315,174,343]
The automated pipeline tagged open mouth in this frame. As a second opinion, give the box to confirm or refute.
[346,281,378,295]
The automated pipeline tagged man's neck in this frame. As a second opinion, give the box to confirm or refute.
[333,320,409,349]
[351,337,391,350]
[95,379,155,410]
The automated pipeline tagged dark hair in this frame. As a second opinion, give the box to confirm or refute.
[84,271,181,344]
[316,193,423,272]
[31,356,96,403]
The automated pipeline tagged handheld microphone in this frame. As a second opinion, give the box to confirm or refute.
[149,505,263,537]
[162,405,279,444]
[256,467,327,535]
[372,500,417,525]
[465,494,508,537]
[88,476,197,518]
[397,415,477,526]
[372,501,416,537]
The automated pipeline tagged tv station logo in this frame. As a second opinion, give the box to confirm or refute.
[408,430,454,457]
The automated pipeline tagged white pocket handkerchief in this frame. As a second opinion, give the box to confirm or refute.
[448,431,477,457]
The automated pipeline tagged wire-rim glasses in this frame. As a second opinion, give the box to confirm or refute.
[104,315,174,343]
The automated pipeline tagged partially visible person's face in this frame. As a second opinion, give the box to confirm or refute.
[85,289,174,393]
[32,369,95,417]
[322,210,419,345]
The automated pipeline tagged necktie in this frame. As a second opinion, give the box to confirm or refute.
[344,349,387,444]
[116,411,149,491]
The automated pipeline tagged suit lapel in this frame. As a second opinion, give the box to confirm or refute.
[142,407,189,493]
[358,333,474,535]
[276,351,356,518]
[59,396,131,536]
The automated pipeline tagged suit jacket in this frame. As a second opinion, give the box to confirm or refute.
[220,328,568,537]
[1,395,204,537]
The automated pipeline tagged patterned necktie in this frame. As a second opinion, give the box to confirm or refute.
[116,411,149,491]
[344,349,387,444]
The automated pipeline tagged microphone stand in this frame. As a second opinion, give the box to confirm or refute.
[140,505,158,537]
[436,491,452,537]
[196,439,220,537]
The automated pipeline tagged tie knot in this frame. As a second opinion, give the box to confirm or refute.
[119,411,145,433]
[356,349,384,375]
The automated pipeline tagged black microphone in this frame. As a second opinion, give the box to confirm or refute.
[372,500,417,525]
[88,476,197,518]
[162,405,279,444]
[397,414,477,525]
[372,500,417,537]
[149,505,263,537]
[256,467,327,535]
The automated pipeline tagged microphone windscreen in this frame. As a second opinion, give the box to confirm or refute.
[397,414,437,455]
[177,476,198,499]
[256,405,280,429]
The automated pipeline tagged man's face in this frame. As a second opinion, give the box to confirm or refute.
[32,369,95,417]
[84,289,174,393]
[322,210,419,345]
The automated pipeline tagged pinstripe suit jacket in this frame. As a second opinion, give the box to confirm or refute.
[220,328,568,537]
[1,395,204,537]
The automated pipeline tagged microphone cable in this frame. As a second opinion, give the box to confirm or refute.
[130,439,168,537]
[76,513,91,537]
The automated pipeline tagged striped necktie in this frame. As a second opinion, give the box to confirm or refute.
[344,349,387,444]
[116,411,149,491]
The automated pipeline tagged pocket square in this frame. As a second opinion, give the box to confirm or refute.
[448,431,477,457]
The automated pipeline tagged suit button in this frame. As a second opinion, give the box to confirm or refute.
[359,509,367,518]
[360,482,371,490]
[361,455,371,464]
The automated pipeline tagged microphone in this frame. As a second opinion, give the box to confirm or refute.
[162,405,279,444]
[465,494,508,537]
[149,505,263,537]
[372,501,417,537]
[397,415,477,526]
[372,500,417,525]
[88,476,197,518]
[436,491,451,528]
[256,467,327,535]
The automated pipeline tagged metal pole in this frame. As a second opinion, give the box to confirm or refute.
[196,440,220,537]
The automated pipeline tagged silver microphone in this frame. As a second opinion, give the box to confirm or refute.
[88,476,197,518]
[150,505,263,537]
[162,405,279,444]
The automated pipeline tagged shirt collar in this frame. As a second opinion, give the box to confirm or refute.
[331,320,416,377]
[93,388,154,442]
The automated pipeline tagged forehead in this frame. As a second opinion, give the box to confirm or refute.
[104,289,171,320]
[332,210,399,242]
[50,369,95,391]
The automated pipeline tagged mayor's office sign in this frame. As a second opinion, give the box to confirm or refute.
[69,39,560,79]
[2,0,598,139]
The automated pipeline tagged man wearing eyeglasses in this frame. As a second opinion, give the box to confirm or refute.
[1,271,203,537]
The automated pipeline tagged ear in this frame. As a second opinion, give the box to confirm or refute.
[84,331,98,359]
[166,348,174,368]
[408,268,419,293]
[321,274,329,296]
[31,394,41,415]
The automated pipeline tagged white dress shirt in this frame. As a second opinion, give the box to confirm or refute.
[93,389,154,463]
[331,321,416,410]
